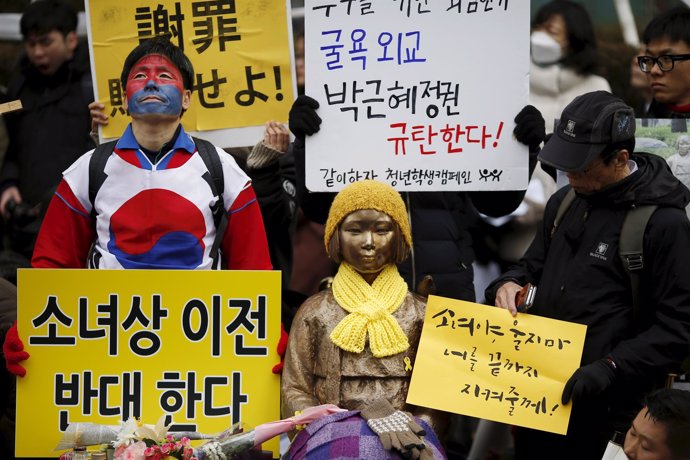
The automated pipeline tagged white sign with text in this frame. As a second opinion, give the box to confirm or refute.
[305,1,530,191]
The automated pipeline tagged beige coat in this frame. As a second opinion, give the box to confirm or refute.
[281,288,447,437]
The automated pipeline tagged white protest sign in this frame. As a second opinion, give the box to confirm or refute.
[305,1,530,192]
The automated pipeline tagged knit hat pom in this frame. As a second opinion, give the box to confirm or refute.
[324,180,412,255]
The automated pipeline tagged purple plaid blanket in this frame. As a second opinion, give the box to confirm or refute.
[283,410,447,460]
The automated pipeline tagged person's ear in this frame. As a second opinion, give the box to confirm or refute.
[181,89,192,111]
[615,149,630,168]
[65,30,78,53]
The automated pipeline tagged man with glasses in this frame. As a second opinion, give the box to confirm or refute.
[638,5,690,118]
[486,91,690,459]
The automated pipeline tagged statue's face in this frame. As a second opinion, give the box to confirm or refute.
[678,135,690,156]
[339,209,397,281]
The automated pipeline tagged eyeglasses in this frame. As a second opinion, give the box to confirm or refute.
[637,54,690,73]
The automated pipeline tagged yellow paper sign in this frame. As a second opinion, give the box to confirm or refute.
[407,295,587,435]
[85,0,295,145]
[15,269,281,458]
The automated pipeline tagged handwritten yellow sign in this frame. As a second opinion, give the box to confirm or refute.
[85,0,295,146]
[15,269,281,458]
[407,295,586,435]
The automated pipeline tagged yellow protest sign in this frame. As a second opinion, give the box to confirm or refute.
[15,269,281,458]
[407,295,587,435]
[85,0,295,147]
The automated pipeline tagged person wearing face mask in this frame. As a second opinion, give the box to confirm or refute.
[530,0,611,135]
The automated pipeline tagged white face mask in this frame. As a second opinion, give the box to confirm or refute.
[531,30,563,65]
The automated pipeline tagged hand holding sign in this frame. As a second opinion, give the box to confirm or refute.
[561,358,617,405]
[288,95,321,142]
[3,321,29,377]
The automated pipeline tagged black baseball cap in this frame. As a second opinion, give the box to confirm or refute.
[539,91,636,172]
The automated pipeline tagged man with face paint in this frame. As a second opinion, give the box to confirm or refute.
[30,36,272,271]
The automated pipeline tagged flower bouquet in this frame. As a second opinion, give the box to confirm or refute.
[55,405,346,460]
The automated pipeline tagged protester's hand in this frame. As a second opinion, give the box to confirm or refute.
[89,101,108,129]
[0,186,22,220]
[271,323,288,374]
[561,359,617,405]
[513,105,546,153]
[494,281,522,317]
[3,321,29,377]
[263,121,290,154]
[288,95,321,142]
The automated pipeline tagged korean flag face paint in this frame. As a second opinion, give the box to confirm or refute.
[126,54,185,117]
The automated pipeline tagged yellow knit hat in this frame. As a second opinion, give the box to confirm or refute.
[324,180,412,255]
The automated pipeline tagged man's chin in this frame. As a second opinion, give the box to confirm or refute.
[130,111,181,122]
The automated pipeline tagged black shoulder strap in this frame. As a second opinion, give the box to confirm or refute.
[88,140,118,219]
[551,188,576,237]
[619,204,657,325]
[192,137,227,269]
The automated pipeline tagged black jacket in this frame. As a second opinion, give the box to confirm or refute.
[645,98,690,119]
[294,138,537,301]
[487,152,690,416]
[0,41,95,207]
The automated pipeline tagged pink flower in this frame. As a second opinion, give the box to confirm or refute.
[117,441,147,460]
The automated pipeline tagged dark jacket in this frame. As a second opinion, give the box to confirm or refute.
[0,41,95,207]
[294,138,536,301]
[645,99,690,119]
[486,152,690,435]
[0,279,17,459]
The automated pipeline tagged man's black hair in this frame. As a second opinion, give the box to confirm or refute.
[20,0,78,38]
[120,36,195,93]
[532,0,599,75]
[642,5,690,48]
[644,388,690,459]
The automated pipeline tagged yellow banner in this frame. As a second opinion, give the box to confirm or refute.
[407,295,587,435]
[86,0,294,139]
[15,269,281,458]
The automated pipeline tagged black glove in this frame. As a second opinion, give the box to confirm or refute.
[561,358,617,405]
[289,94,322,142]
[513,105,546,153]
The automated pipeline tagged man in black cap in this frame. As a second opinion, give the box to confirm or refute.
[486,90,690,460]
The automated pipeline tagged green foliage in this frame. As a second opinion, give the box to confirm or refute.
[636,124,686,159]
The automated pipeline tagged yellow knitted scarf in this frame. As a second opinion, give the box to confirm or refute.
[330,262,410,357]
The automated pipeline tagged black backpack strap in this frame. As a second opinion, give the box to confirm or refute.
[88,140,118,219]
[619,204,657,325]
[192,137,227,269]
[86,140,117,268]
[551,188,576,237]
